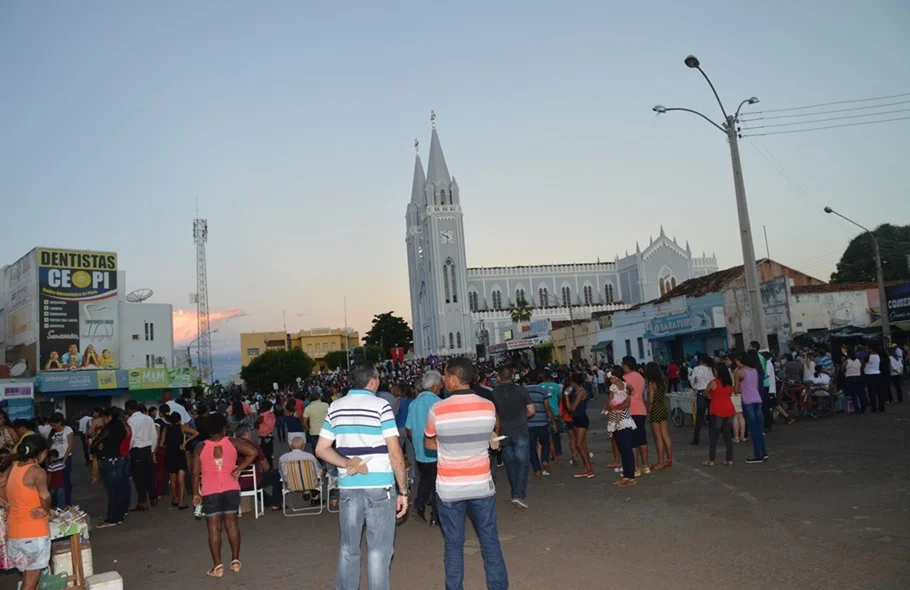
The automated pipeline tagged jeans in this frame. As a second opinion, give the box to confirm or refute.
[436,494,508,590]
[500,435,530,501]
[259,469,282,508]
[866,374,886,412]
[130,447,157,505]
[890,375,903,403]
[50,488,65,509]
[80,433,91,465]
[415,461,437,514]
[550,420,562,458]
[100,456,130,523]
[63,456,73,506]
[276,415,287,442]
[742,403,766,459]
[692,392,710,442]
[845,375,867,413]
[709,416,733,462]
[528,425,550,472]
[613,429,635,479]
[337,487,397,590]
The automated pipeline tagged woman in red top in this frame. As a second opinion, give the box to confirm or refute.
[703,363,735,466]
[667,362,680,393]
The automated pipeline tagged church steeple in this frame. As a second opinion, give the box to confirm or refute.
[426,111,451,186]
[410,141,426,205]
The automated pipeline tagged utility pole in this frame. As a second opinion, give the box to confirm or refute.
[763,225,771,260]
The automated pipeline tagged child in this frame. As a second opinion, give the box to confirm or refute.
[46,449,66,509]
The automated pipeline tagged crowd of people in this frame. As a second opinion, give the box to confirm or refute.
[0,340,906,589]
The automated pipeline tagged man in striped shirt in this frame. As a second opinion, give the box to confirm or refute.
[425,358,508,590]
[316,362,408,590]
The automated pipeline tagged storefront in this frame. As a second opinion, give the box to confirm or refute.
[1,379,35,420]
[35,370,130,419]
[126,367,195,402]
[488,336,549,366]
[645,305,728,365]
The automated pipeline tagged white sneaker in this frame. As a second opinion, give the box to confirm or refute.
[542,470,550,476]
[511,498,528,509]
[588,452,594,458]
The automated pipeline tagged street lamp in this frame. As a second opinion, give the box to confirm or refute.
[823,206,891,346]
[653,54,768,348]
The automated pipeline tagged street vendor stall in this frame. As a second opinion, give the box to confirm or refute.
[49,506,91,589]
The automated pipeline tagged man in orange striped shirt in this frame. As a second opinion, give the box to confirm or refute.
[425,358,508,590]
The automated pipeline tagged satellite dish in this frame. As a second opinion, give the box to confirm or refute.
[10,361,27,377]
[126,288,154,303]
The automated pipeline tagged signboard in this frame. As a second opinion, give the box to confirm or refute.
[37,370,129,393]
[646,309,713,338]
[886,283,910,323]
[4,250,38,348]
[38,248,119,371]
[488,337,544,353]
[1,382,34,401]
[128,368,169,390]
[167,367,194,388]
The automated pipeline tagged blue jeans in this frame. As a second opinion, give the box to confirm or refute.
[50,487,65,509]
[742,403,766,458]
[528,426,550,472]
[100,456,130,523]
[500,435,530,501]
[436,494,508,590]
[337,487,397,590]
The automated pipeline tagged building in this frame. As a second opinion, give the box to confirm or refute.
[1,247,179,419]
[240,328,360,368]
[404,116,719,358]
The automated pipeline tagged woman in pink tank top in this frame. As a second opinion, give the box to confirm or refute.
[191,413,257,578]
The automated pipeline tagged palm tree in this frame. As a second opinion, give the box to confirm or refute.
[510,296,533,324]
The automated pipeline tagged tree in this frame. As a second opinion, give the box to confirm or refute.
[324,350,349,371]
[363,312,413,357]
[240,347,314,394]
[830,223,910,283]
[510,296,533,323]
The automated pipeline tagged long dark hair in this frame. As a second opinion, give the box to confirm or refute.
[743,350,761,370]
[17,433,48,462]
[715,363,733,387]
[643,362,663,386]
[231,401,245,419]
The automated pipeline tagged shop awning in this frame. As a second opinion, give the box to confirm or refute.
[591,340,613,353]
[44,389,127,398]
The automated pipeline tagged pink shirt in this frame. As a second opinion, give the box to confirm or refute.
[624,371,647,416]
[257,410,276,437]
[200,438,241,497]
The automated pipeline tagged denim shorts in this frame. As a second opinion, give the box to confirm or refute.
[8,536,52,572]
[202,490,241,517]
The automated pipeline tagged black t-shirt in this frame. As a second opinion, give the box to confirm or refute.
[93,421,126,459]
[492,382,532,440]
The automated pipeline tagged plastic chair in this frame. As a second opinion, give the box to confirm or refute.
[280,459,324,516]
[239,466,264,519]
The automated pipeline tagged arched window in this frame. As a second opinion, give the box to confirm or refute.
[449,332,454,349]
[670,277,677,289]
[539,287,548,308]
[660,281,666,296]
[561,286,571,306]
[450,263,458,303]
[440,189,446,205]
[583,285,593,305]
[443,262,451,303]
[469,291,479,312]
[605,284,614,303]
[515,288,525,305]
[492,290,502,310]
[456,332,462,348]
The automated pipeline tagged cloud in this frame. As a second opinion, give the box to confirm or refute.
[172,308,246,344]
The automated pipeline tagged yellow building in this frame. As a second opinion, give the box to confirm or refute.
[240,328,360,368]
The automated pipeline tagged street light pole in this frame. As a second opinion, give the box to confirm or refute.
[653,55,767,348]
[823,206,891,346]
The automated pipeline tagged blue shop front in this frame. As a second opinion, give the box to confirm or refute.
[35,370,130,419]
[646,296,728,364]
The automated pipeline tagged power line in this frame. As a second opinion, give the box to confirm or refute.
[741,115,910,137]
[746,92,910,115]
[740,99,910,122]
[742,108,910,130]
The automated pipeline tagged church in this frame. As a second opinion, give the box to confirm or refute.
[405,116,719,358]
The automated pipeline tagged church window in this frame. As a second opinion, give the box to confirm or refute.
[670,277,677,289]
[456,332,462,348]
[583,285,593,305]
[492,290,502,310]
[539,287,548,308]
[440,189,446,205]
[450,263,458,303]
[469,291,479,312]
[605,284,614,303]
[561,286,571,306]
[660,281,666,297]
[515,288,525,305]
[443,262,451,303]
[449,332,454,349]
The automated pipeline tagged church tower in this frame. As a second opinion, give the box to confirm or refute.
[406,113,472,357]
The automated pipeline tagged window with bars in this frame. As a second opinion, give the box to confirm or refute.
[492,290,502,310]
[469,291,479,311]
[605,284,614,303]
[583,285,593,305]
[515,288,525,305]
[539,287,548,308]
[561,286,571,305]
[449,332,454,349]
[456,332,462,348]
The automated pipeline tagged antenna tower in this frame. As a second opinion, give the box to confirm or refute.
[193,216,213,384]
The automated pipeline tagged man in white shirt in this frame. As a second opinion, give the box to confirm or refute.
[596,367,606,398]
[689,354,715,445]
[160,390,192,424]
[125,400,158,510]
[78,410,93,466]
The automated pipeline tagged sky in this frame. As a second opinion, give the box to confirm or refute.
[2,1,909,377]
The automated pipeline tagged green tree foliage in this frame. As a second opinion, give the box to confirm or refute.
[324,350,349,371]
[510,296,533,323]
[830,224,910,283]
[240,347,314,393]
[363,312,413,356]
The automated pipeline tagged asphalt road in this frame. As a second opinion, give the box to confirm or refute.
[22,398,910,590]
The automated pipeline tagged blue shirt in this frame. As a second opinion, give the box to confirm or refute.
[526,385,551,428]
[395,398,411,429]
[541,381,562,417]
[404,391,440,463]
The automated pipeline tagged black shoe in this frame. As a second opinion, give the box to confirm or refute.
[429,513,438,527]
[413,508,427,523]
[745,457,764,464]
[761,454,769,461]
[690,439,699,446]
[130,504,149,512]
[150,498,159,508]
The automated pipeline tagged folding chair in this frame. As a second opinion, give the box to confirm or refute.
[239,466,264,519]
[281,459,324,516]
[326,468,340,514]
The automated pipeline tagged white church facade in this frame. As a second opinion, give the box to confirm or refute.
[405,117,719,358]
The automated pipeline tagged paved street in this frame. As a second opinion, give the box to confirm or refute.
[43,403,910,589]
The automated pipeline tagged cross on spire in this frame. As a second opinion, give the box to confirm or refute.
[414,138,419,154]
[431,110,436,129]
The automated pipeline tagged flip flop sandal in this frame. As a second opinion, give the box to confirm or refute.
[206,564,224,578]
[617,478,637,487]
[231,560,242,573]
[723,461,734,466]
[702,460,715,467]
